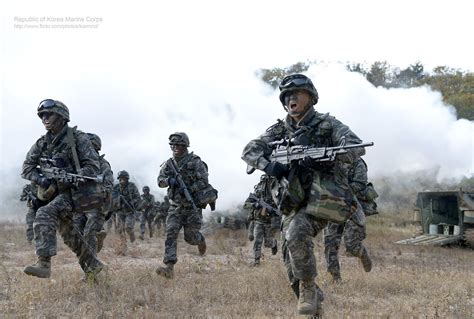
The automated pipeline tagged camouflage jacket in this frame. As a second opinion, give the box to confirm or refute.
[99,154,114,191]
[22,125,100,194]
[244,178,276,223]
[241,107,365,205]
[157,152,209,206]
[113,181,141,213]
[141,193,155,213]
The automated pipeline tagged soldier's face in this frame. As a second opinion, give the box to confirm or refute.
[170,144,187,157]
[284,90,312,121]
[119,177,128,186]
[41,112,64,134]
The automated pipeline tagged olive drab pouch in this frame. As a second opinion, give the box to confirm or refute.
[306,172,353,223]
[272,175,305,216]
[195,183,218,211]
[71,181,106,213]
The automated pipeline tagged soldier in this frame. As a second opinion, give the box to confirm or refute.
[243,175,278,266]
[324,158,375,282]
[139,186,156,240]
[241,74,366,317]
[154,195,170,233]
[113,170,141,250]
[70,132,113,277]
[22,99,105,279]
[156,132,208,279]
[20,183,44,244]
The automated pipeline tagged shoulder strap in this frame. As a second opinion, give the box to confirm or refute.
[66,126,81,173]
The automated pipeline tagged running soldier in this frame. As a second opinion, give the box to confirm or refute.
[324,158,376,282]
[155,132,211,279]
[139,186,156,240]
[22,99,105,279]
[242,74,368,317]
[243,175,278,266]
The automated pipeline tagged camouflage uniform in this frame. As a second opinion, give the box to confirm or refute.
[324,158,373,280]
[22,123,103,276]
[140,190,156,239]
[113,178,141,243]
[244,175,278,265]
[157,152,208,266]
[242,106,364,314]
[20,183,43,243]
[154,196,170,231]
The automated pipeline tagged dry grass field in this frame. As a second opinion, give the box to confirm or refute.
[0,210,473,318]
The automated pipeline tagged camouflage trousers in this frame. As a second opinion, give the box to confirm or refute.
[33,192,102,273]
[26,207,36,242]
[154,212,167,230]
[252,220,277,260]
[116,211,136,239]
[163,205,204,265]
[140,209,156,236]
[324,218,367,277]
[73,210,105,260]
[105,212,118,233]
[282,208,327,303]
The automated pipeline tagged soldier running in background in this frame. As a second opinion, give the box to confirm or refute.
[139,186,156,240]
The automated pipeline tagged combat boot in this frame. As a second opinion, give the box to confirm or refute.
[149,229,153,238]
[96,229,107,253]
[130,232,136,243]
[250,258,260,267]
[360,247,372,272]
[139,234,145,240]
[156,263,174,279]
[198,238,207,256]
[24,256,51,278]
[297,280,318,315]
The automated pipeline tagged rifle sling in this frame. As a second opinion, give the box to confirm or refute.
[66,126,82,173]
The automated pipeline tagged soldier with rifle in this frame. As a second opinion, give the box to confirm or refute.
[112,170,141,252]
[243,174,279,266]
[21,99,105,279]
[156,132,215,279]
[241,74,371,317]
[154,195,170,234]
[139,186,156,240]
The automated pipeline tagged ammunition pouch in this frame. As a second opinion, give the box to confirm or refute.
[195,183,218,210]
[271,176,305,215]
[306,173,353,223]
[71,181,105,213]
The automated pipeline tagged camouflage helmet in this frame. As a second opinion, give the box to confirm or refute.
[169,132,190,147]
[117,170,129,180]
[87,133,102,151]
[278,74,319,106]
[143,186,150,192]
[37,99,70,122]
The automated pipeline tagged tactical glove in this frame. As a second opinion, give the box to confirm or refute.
[37,176,52,188]
[264,162,288,180]
[167,177,178,187]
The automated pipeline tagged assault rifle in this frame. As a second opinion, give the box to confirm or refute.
[269,141,374,165]
[248,193,281,217]
[39,158,104,185]
[168,159,198,211]
[119,194,138,214]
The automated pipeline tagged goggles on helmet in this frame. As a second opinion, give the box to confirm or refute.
[279,75,311,91]
[37,99,57,112]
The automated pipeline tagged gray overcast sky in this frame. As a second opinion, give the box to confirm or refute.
[1,0,473,219]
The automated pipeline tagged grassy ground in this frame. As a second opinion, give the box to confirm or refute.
[0,210,473,318]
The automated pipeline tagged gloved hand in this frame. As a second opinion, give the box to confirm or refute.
[37,176,52,188]
[300,157,335,171]
[167,177,178,187]
[264,162,288,179]
[248,234,254,241]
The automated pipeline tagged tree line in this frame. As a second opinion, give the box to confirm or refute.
[257,61,474,121]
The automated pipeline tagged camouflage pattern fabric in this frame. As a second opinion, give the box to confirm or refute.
[25,207,36,242]
[20,184,40,242]
[163,204,204,264]
[22,124,102,273]
[241,107,364,308]
[140,193,156,236]
[252,221,277,260]
[158,152,207,265]
[113,181,141,240]
[73,210,105,260]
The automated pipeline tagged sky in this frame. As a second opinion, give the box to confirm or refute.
[1,0,473,220]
